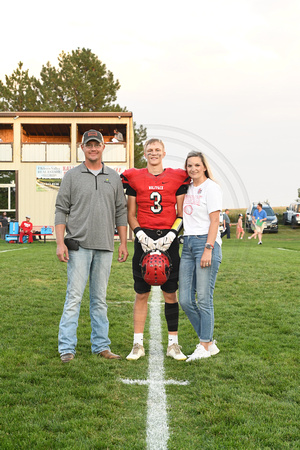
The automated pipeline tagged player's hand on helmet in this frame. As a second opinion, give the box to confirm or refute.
[136,230,157,252]
[155,230,176,251]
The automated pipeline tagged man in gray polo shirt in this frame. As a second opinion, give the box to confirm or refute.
[55,129,128,362]
[221,209,231,239]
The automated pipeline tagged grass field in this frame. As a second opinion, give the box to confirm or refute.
[0,225,299,449]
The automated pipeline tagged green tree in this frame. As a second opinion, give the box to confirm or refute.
[134,123,147,168]
[0,48,146,166]
[0,62,41,111]
[39,48,122,112]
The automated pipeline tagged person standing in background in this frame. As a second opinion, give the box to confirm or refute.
[0,212,9,240]
[221,209,231,239]
[248,203,267,245]
[236,214,245,239]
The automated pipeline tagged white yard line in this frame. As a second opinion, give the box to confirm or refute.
[121,379,189,386]
[120,286,189,449]
[107,300,138,304]
[277,247,299,252]
[0,248,28,253]
[146,286,169,450]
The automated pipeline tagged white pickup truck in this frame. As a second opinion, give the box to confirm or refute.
[283,202,300,228]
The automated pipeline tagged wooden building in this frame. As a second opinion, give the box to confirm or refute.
[0,112,134,234]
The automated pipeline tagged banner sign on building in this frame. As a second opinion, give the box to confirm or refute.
[36,165,76,192]
[36,165,127,192]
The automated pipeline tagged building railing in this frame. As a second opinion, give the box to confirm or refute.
[21,143,71,162]
[76,142,127,163]
[0,143,13,162]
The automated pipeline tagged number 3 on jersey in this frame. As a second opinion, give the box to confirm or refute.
[150,191,163,214]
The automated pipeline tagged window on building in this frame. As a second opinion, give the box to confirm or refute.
[0,124,14,162]
[0,170,16,219]
[76,124,127,163]
[21,124,71,162]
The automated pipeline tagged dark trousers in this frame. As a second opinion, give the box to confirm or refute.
[0,226,8,240]
[221,224,230,239]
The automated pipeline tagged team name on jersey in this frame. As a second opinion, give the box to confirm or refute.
[149,185,164,190]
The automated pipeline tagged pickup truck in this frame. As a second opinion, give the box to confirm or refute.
[283,202,300,228]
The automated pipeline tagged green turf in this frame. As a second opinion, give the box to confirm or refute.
[0,225,299,449]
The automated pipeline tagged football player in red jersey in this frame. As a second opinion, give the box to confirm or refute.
[121,139,190,361]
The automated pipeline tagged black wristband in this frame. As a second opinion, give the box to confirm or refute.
[133,227,142,235]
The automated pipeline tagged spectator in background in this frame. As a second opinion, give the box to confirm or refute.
[112,129,124,142]
[221,209,231,239]
[0,212,9,239]
[248,203,267,245]
[19,216,33,243]
[236,214,245,239]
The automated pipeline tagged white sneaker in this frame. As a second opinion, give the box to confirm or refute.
[208,340,220,356]
[166,343,187,360]
[126,343,145,360]
[186,344,211,362]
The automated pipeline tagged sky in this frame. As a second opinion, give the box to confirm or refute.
[1,0,299,208]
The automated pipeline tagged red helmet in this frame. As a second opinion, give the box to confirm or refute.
[140,250,172,286]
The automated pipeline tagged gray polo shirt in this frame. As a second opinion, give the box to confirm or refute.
[223,212,230,224]
[55,163,127,251]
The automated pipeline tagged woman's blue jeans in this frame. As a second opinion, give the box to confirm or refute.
[179,235,222,342]
[58,247,113,355]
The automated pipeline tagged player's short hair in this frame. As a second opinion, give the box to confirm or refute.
[184,151,214,180]
[144,138,165,152]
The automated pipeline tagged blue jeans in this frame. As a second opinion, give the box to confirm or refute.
[58,247,113,355]
[179,236,222,342]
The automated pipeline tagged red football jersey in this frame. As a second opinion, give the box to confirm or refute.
[121,168,190,229]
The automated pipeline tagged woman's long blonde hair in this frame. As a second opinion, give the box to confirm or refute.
[184,151,215,181]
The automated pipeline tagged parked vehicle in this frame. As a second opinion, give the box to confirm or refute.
[246,203,278,233]
[283,202,300,228]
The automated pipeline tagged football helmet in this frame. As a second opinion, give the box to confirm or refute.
[140,250,172,286]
